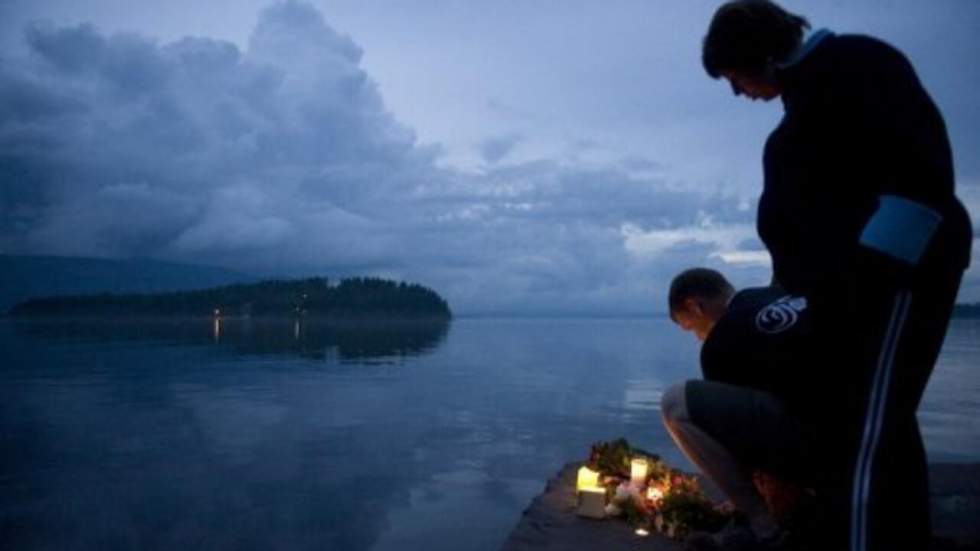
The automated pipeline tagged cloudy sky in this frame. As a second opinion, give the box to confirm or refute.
[1,0,978,314]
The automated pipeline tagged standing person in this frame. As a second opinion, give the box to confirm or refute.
[700,2,972,550]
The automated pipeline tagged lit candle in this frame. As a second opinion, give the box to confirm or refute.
[635,527,650,537]
[576,466,600,492]
[630,458,648,485]
[646,486,664,501]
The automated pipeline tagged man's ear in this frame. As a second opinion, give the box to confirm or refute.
[683,297,704,316]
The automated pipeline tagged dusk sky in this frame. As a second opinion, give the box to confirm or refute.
[2,0,978,314]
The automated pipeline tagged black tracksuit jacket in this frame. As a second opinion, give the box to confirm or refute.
[761,32,970,297]
[757,32,972,422]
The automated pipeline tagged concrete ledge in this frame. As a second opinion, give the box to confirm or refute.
[499,463,980,551]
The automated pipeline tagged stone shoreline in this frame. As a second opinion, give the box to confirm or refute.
[499,462,980,551]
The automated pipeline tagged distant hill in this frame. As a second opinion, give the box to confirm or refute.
[0,255,252,315]
[952,303,980,318]
[8,277,452,320]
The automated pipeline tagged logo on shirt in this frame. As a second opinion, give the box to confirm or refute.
[755,295,808,334]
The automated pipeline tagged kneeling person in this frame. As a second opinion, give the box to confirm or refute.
[661,268,815,547]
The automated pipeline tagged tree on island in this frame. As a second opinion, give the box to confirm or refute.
[8,277,452,320]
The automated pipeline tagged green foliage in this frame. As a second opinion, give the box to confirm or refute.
[659,488,728,537]
[620,498,650,528]
[588,438,632,478]
[9,276,452,320]
[588,438,660,479]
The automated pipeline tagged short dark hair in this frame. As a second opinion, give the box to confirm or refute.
[702,0,810,78]
[668,268,734,317]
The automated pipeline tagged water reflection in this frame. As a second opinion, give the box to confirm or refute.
[1,317,976,551]
[920,319,980,461]
[622,379,665,413]
[12,317,451,362]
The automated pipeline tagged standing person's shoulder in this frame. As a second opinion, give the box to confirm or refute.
[827,33,906,59]
[781,31,917,97]
[814,33,917,81]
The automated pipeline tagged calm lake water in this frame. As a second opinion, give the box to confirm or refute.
[2,317,978,550]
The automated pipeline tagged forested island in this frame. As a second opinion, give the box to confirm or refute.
[7,277,451,320]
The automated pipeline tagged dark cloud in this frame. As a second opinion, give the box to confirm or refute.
[1,2,418,260]
[0,1,775,313]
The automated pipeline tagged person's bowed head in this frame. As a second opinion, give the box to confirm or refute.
[668,268,735,342]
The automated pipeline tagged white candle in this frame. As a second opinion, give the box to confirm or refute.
[576,487,606,518]
[630,458,648,485]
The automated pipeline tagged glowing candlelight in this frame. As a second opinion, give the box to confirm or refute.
[646,486,664,501]
[635,528,650,537]
[576,466,600,492]
[630,458,648,485]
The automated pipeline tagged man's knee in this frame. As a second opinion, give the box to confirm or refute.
[661,381,690,426]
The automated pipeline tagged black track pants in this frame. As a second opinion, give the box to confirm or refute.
[814,267,963,551]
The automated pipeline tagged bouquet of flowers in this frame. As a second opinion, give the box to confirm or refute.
[583,438,729,539]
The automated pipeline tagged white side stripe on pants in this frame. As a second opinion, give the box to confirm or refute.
[850,291,912,551]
